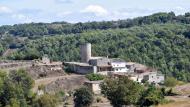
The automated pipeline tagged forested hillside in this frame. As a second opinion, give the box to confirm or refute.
[0,12,190,81]
[8,23,190,82]
[0,12,190,53]
[0,12,190,37]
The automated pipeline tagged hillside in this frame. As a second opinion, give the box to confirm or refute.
[7,23,190,82]
[0,12,190,81]
[0,12,190,38]
[0,12,190,55]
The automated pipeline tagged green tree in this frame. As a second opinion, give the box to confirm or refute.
[9,69,34,97]
[5,98,20,107]
[100,77,144,107]
[73,87,94,107]
[139,85,165,106]
[164,77,178,87]
[0,69,34,107]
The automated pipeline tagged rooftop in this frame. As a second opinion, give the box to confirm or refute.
[64,62,92,67]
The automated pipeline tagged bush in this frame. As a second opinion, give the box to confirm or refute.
[139,85,165,106]
[86,73,105,81]
[34,94,59,107]
[0,69,35,107]
[101,77,144,107]
[164,77,178,87]
[74,87,94,107]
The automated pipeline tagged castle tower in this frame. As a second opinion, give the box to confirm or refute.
[80,43,91,63]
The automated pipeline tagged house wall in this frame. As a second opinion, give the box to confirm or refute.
[129,76,138,81]
[89,58,111,66]
[66,64,94,74]
[111,62,126,67]
[84,82,102,95]
[137,74,144,83]
[111,62,129,72]
[143,72,165,84]
[92,84,101,94]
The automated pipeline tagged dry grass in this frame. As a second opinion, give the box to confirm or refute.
[173,83,190,95]
[157,95,190,107]
[157,100,190,107]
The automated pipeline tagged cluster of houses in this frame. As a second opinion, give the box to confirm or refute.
[0,43,165,95]
[64,43,165,94]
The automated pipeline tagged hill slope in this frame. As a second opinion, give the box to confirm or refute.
[8,23,190,82]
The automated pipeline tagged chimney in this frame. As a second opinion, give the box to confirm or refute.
[80,43,91,63]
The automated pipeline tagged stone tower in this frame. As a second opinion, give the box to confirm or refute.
[80,43,91,63]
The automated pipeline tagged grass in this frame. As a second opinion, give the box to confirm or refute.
[157,100,190,107]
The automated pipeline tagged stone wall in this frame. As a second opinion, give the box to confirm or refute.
[0,60,65,80]
[0,60,33,70]
[45,75,87,93]
[26,64,65,79]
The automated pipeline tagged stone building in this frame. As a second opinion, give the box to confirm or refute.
[84,80,103,94]
[64,43,165,84]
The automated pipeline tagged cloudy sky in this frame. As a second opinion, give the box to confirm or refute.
[0,0,190,25]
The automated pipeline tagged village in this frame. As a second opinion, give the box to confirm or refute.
[0,43,172,106]
[0,43,165,87]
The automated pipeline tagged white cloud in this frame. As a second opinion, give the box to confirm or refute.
[0,6,12,14]
[12,14,32,23]
[81,5,109,17]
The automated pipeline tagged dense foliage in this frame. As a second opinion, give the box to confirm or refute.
[0,12,190,82]
[9,23,190,82]
[164,77,180,87]
[73,87,94,107]
[86,73,105,81]
[138,85,165,106]
[0,69,61,107]
[0,69,34,107]
[101,77,144,107]
[0,12,190,38]
[101,77,167,107]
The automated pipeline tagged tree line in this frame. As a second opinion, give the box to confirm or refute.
[0,12,190,38]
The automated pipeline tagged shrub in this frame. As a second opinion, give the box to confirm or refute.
[86,73,105,81]
[34,94,59,107]
[139,85,165,106]
[164,77,178,87]
[73,87,94,107]
[101,77,144,107]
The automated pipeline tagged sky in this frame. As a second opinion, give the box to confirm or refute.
[0,0,190,25]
